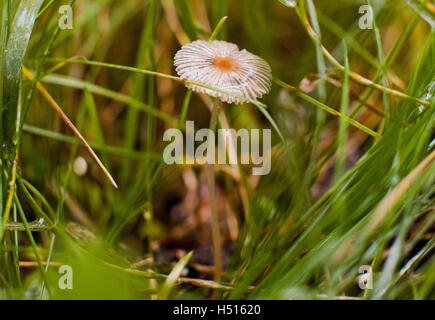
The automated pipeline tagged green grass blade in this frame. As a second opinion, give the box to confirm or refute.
[274,78,381,138]
[3,0,44,148]
[41,73,178,126]
[0,0,10,221]
[174,0,197,41]
[306,0,326,102]
[212,0,227,40]
[14,194,51,298]
[367,0,389,125]
[334,41,350,182]
[84,88,110,169]
[22,124,161,161]
[404,0,435,27]
[209,16,227,41]
[158,251,192,299]
[121,0,156,184]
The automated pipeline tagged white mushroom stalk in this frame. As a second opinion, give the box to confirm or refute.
[174,40,272,104]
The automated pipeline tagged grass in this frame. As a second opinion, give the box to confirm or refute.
[0,0,434,300]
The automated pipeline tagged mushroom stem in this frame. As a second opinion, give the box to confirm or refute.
[206,100,223,284]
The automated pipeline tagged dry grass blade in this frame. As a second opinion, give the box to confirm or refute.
[21,67,118,189]
[367,149,435,232]
[18,261,63,267]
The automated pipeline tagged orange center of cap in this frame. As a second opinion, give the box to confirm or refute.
[213,56,238,72]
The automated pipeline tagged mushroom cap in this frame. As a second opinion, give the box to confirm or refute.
[174,40,272,104]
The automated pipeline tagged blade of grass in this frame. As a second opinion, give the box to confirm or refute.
[18,178,56,220]
[367,0,390,127]
[278,0,298,7]
[2,0,44,149]
[14,194,51,298]
[178,89,192,129]
[405,0,435,27]
[5,220,51,231]
[293,3,430,108]
[366,148,435,233]
[209,16,227,41]
[36,0,55,20]
[158,251,193,299]
[212,0,227,40]
[317,12,379,69]
[83,87,115,203]
[121,0,156,185]
[17,179,54,226]
[41,72,178,126]
[22,124,161,161]
[21,67,118,189]
[1,75,22,243]
[83,88,110,169]
[40,226,57,299]
[45,57,280,113]
[11,205,21,286]
[18,0,77,146]
[0,0,9,220]
[101,257,235,291]
[45,58,271,110]
[334,41,350,182]
[306,0,326,102]
[350,13,420,119]
[174,0,198,41]
[274,78,381,138]
[0,151,18,242]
